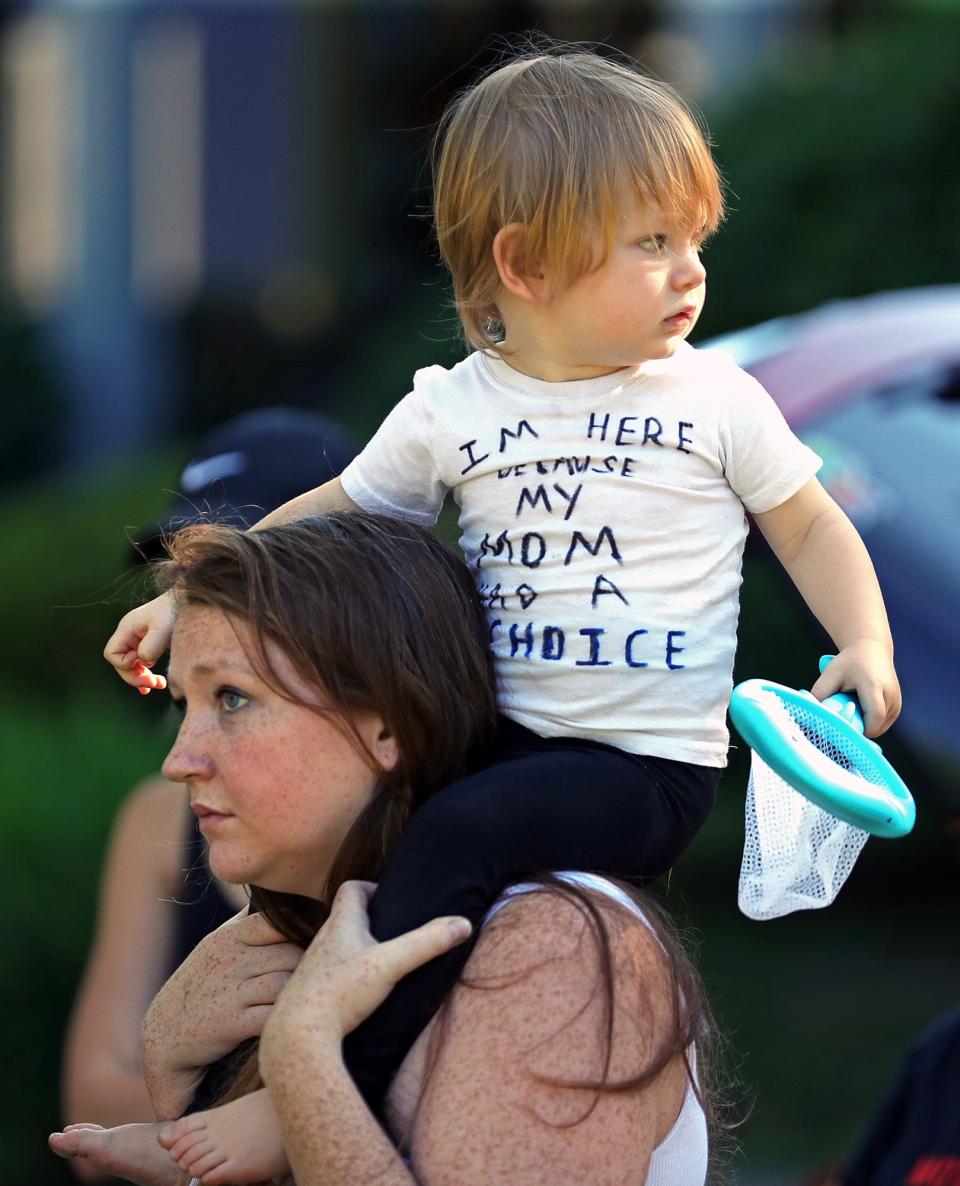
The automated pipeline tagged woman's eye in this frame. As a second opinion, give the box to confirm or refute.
[219,688,250,713]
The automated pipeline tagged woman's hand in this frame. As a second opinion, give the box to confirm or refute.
[260,882,471,1071]
[141,909,303,1120]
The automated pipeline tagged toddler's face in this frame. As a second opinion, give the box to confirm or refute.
[547,206,707,372]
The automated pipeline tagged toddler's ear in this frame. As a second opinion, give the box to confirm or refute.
[492,224,549,301]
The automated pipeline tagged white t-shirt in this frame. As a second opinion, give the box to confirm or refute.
[340,344,820,766]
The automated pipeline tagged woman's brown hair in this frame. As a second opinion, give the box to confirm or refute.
[157,512,499,1140]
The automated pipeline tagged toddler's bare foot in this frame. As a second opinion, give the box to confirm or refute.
[49,1122,181,1186]
[158,1088,289,1185]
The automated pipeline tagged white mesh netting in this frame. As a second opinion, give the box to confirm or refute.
[785,699,891,789]
[738,695,872,920]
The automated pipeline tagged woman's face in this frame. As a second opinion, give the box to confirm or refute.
[161,604,397,899]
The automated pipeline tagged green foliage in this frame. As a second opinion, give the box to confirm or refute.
[0,451,194,1179]
[338,284,465,443]
[0,449,183,697]
[0,318,65,489]
[696,13,960,338]
[3,693,173,1182]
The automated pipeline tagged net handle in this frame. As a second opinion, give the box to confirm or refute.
[819,654,865,736]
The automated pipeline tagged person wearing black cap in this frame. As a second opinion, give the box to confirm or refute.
[131,407,359,560]
[60,410,357,1170]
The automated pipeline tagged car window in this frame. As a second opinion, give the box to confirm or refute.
[865,356,960,406]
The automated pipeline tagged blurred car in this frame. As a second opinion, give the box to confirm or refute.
[702,286,960,773]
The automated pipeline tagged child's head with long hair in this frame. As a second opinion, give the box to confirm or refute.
[433,46,723,353]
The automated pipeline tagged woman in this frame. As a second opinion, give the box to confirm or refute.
[61,408,356,1167]
[51,513,717,1185]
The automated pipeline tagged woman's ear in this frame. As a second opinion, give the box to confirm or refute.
[492,224,551,302]
[371,721,400,774]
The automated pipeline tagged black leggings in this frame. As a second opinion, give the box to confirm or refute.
[343,718,720,1119]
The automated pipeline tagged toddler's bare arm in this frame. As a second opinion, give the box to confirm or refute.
[753,476,900,737]
[105,477,360,689]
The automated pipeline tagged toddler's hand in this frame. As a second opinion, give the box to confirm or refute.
[810,640,901,738]
[103,590,175,693]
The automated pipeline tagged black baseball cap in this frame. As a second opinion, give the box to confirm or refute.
[131,407,359,563]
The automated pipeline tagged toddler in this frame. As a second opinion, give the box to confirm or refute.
[105,47,900,1186]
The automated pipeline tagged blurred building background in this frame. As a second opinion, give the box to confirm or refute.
[2,1,958,1182]
[0,0,912,480]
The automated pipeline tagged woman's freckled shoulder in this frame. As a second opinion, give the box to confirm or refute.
[440,886,676,1063]
[468,887,669,982]
[469,888,600,972]
[388,888,686,1179]
[386,888,622,1128]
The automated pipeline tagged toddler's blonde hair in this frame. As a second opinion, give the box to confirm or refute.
[433,48,724,353]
